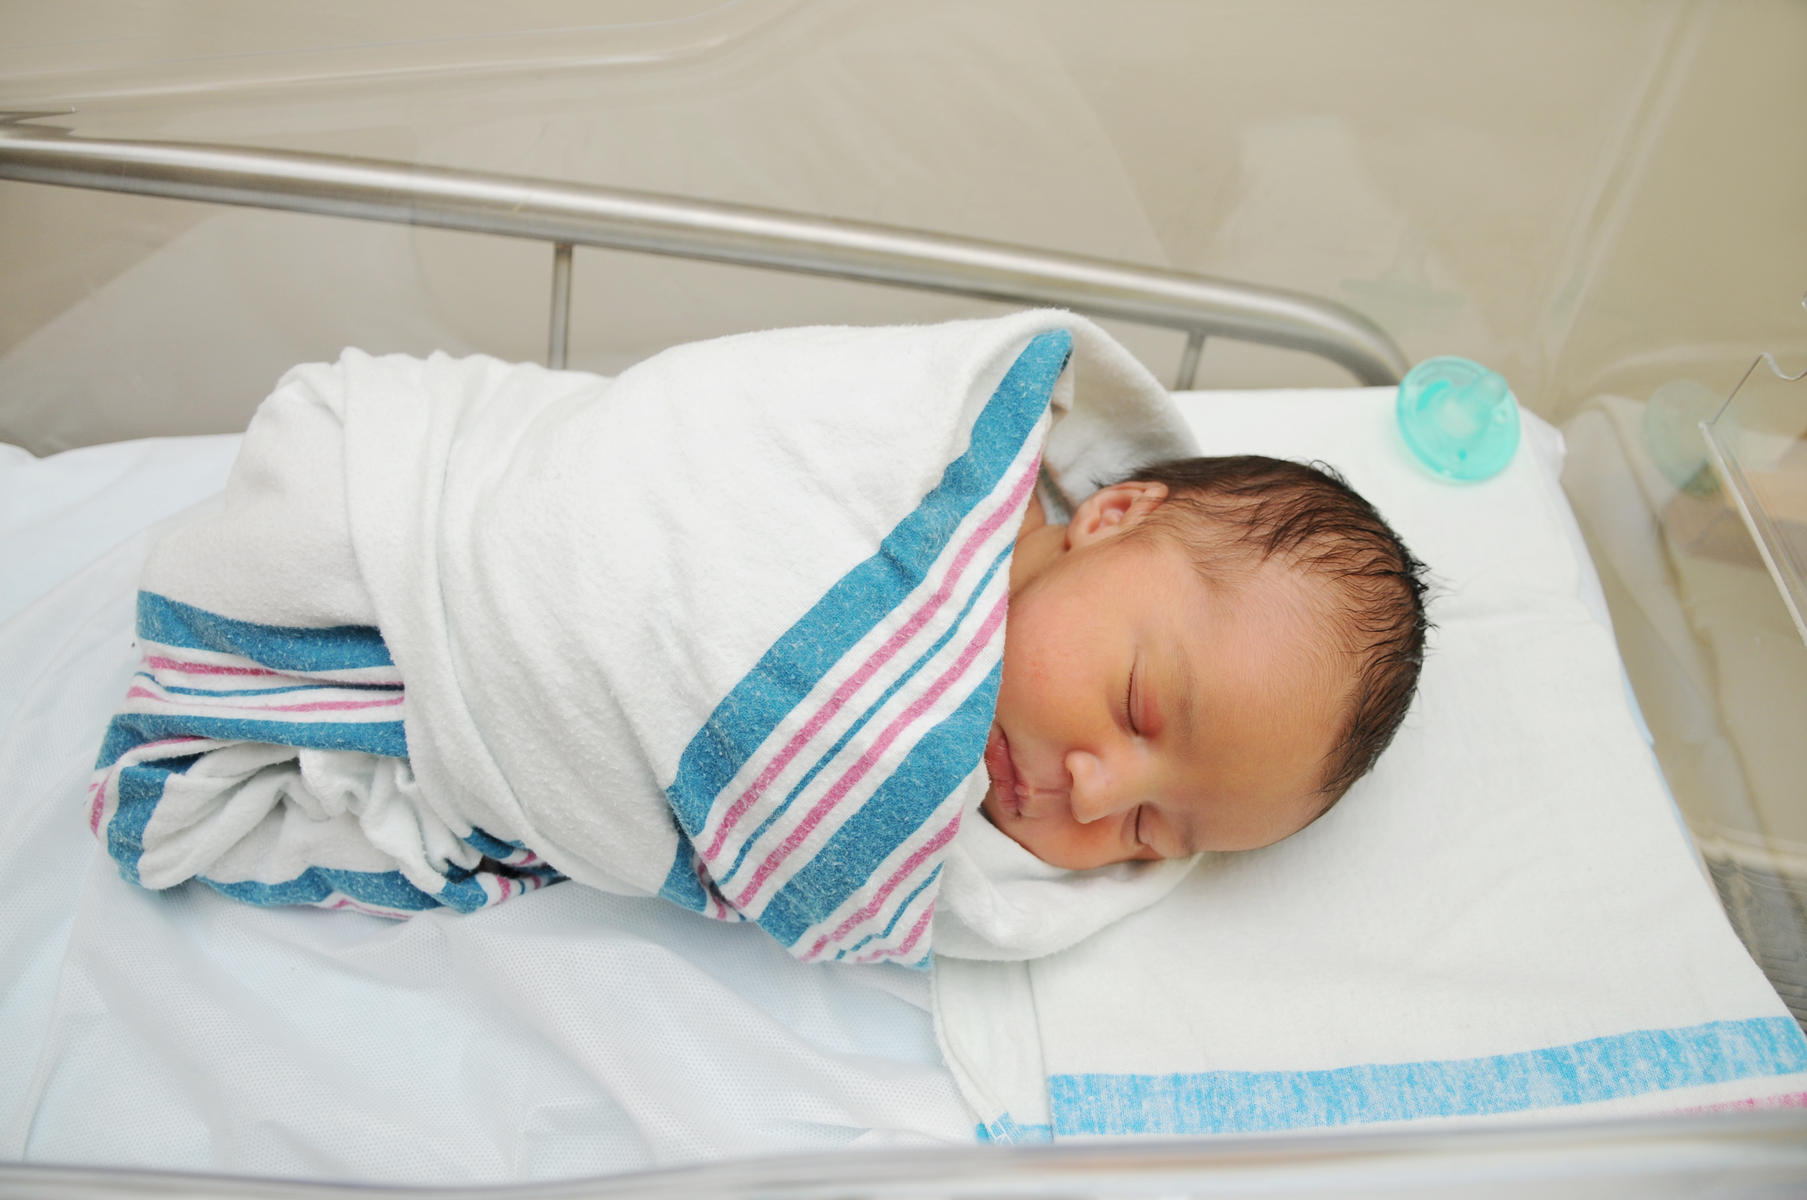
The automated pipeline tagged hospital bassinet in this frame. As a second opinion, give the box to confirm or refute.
[5,15,1807,1193]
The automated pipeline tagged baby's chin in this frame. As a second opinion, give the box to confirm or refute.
[977,786,1056,863]
[978,787,1024,841]
[976,787,1157,871]
[978,786,1005,831]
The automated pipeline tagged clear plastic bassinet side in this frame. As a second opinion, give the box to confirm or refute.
[1562,299,1807,1032]
[1694,328,1807,1023]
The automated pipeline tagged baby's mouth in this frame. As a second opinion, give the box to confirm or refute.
[983,725,1023,819]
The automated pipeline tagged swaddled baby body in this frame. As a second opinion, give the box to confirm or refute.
[87,315,1425,965]
[984,455,1427,870]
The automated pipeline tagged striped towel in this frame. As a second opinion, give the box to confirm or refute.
[89,312,1195,964]
[92,593,559,917]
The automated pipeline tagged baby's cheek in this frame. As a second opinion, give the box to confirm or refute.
[1036,820,1134,871]
[1006,634,1069,694]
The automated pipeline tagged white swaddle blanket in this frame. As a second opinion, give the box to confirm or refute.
[88,311,1198,964]
[936,794,1196,961]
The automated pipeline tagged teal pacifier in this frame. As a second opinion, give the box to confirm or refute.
[1395,356,1519,482]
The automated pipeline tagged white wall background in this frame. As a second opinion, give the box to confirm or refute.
[1,0,1803,451]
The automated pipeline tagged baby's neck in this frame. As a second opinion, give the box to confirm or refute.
[1018,489,1048,541]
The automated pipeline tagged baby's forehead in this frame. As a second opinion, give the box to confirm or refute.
[1138,525,1357,688]
[1134,514,1312,600]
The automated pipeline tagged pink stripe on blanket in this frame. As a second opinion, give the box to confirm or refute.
[732,590,1008,910]
[856,901,936,964]
[143,655,283,679]
[703,456,1038,861]
[1678,1090,1807,1113]
[328,896,412,919]
[804,812,962,960]
[125,685,403,715]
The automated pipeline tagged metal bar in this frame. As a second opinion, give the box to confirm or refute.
[548,241,573,369]
[0,125,1408,386]
[1175,328,1206,390]
[0,1107,1803,1198]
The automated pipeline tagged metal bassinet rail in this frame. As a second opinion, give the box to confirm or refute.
[0,117,1407,389]
[3,1108,1807,1199]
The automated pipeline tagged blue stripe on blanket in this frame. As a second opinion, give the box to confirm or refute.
[760,657,1003,956]
[201,853,559,914]
[715,543,1013,890]
[107,748,559,912]
[139,676,400,697]
[461,828,530,858]
[107,754,202,886]
[96,709,407,769]
[203,870,443,912]
[658,849,711,913]
[663,328,1069,836]
[1047,1016,1807,1135]
[838,865,942,960]
[974,1115,1054,1144]
[138,591,394,672]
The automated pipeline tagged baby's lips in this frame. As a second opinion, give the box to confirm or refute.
[983,725,1021,816]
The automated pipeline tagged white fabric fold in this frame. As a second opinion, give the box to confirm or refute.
[934,801,1198,961]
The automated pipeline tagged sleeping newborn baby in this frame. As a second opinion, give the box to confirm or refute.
[89,314,1426,967]
[987,454,1426,865]
[936,453,1427,959]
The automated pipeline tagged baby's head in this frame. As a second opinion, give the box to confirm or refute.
[981,455,1429,869]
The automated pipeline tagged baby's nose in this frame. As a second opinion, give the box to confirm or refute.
[1064,750,1128,823]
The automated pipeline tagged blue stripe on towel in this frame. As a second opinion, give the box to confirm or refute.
[839,866,943,960]
[664,329,1069,835]
[202,868,443,912]
[1048,1016,1807,1135]
[138,675,400,698]
[106,754,202,886]
[201,854,562,914]
[658,848,710,913]
[107,754,560,913]
[974,1115,1054,1144]
[759,659,1003,951]
[716,544,1013,891]
[138,591,394,672]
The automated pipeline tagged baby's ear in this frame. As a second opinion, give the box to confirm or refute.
[1067,481,1169,547]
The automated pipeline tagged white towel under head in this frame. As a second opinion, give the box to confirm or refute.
[933,387,1807,1141]
[935,800,1198,961]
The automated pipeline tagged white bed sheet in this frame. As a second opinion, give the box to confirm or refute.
[1,385,1796,1183]
[0,434,969,1182]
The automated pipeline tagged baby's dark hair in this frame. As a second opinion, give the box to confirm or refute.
[1115,455,1430,807]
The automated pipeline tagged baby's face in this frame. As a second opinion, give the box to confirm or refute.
[981,482,1345,870]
